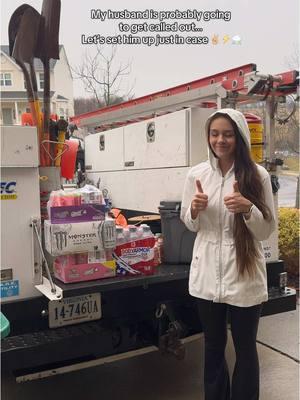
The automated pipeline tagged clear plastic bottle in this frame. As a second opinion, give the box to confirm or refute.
[157,234,163,264]
[128,226,138,242]
[116,226,126,246]
[142,225,152,239]
[137,224,145,239]
[123,227,130,243]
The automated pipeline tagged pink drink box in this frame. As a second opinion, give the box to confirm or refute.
[49,204,106,224]
[54,254,116,283]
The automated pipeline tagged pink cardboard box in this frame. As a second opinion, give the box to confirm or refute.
[54,259,116,283]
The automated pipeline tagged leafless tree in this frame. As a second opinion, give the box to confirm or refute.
[284,43,299,71]
[74,94,130,115]
[74,97,100,115]
[275,109,299,155]
[280,44,300,155]
[72,45,135,107]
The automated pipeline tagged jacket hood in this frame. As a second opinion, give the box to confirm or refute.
[205,108,251,169]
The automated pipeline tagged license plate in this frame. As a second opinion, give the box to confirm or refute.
[48,293,101,328]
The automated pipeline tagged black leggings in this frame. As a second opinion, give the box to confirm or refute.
[196,298,262,400]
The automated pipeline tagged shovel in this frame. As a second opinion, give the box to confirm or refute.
[9,5,44,161]
[9,6,41,129]
[8,4,30,54]
[55,117,68,167]
[36,0,61,166]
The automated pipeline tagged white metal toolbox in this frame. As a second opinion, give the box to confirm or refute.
[1,126,42,302]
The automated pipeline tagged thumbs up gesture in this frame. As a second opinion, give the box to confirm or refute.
[191,179,208,219]
[233,181,239,194]
[224,180,253,214]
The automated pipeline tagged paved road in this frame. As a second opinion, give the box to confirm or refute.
[278,175,298,207]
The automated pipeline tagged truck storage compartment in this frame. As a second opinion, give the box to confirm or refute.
[159,201,196,263]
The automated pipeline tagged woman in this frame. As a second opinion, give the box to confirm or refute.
[181,108,275,400]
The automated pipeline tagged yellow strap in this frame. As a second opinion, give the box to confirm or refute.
[54,131,66,166]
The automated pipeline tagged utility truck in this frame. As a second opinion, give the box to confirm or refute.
[1,64,298,382]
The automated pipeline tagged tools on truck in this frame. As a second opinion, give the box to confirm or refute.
[8,0,62,167]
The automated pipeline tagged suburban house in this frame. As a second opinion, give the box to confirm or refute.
[0,45,74,125]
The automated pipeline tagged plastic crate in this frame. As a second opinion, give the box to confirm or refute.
[0,312,10,339]
[159,201,196,264]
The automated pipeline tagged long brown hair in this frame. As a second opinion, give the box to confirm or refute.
[208,113,272,278]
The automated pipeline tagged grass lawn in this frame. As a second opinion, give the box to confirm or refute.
[284,157,299,172]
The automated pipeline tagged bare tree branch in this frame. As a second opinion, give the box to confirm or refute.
[71,45,134,108]
[284,43,300,70]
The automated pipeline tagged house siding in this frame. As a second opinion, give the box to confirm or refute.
[53,47,74,117]
[0,46,74,125]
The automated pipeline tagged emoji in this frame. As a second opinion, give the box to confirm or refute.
[232,35,242,45]
[223,35,230,44]
[212,34,219,45]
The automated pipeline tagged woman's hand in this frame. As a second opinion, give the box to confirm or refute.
[224,181,253,214]
[191,179,208,219]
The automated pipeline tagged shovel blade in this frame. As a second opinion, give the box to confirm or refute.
[8,4,31,56]
[36,0,61,61]
[12,7,41,64]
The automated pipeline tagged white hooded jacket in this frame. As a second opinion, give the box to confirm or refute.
[180,109,276,307]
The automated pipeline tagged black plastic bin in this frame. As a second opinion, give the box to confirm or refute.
[159,201,196,264]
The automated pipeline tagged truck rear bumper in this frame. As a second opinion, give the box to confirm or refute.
[1,261,297,374]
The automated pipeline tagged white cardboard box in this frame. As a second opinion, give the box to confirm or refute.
[44,220,103,256]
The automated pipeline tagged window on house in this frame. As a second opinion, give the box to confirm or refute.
[39,73,44,90]
[0,73,12,86]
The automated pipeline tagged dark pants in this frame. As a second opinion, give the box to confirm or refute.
[196,298,262,400]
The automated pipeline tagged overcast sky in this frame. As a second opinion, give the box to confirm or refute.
[1,0,299,102]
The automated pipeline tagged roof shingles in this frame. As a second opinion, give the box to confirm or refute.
[1,45,62,70]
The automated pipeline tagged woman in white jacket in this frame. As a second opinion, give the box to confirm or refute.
[181,108,275,400]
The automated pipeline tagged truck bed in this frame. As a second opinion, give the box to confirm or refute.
[53,264,190,296]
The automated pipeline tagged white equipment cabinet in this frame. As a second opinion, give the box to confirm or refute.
[1,126,42,302]
[85,108,212,212]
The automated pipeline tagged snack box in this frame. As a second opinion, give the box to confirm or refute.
[49,204,106,224]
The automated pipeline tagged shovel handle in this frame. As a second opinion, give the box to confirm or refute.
[40,133,51,166]
[32,100,45,166]
[28,100,38,126]
[54,131,66,167]
[33,100,43,131]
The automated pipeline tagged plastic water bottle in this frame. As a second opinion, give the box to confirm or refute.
[137,224,145,239]
[157,234,164,264]
[142,225,152,239]
[123,227,130,243]
[116,226,126,246]
[128,226,138,242]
